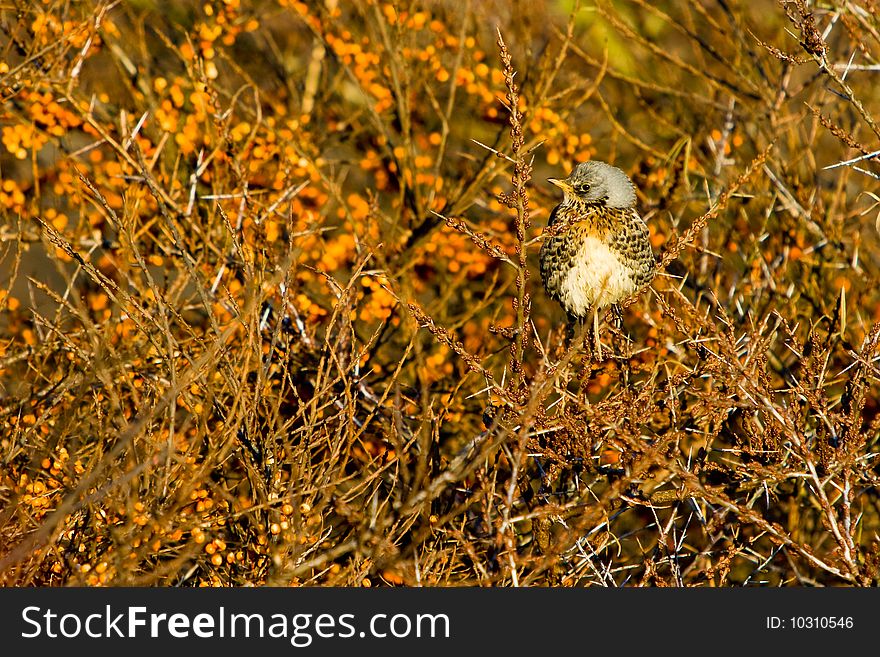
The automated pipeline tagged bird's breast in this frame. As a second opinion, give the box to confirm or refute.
[549,234,637,318]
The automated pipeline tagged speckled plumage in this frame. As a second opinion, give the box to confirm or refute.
[540,161,655,321]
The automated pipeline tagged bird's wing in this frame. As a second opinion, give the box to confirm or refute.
[607,208,656,288]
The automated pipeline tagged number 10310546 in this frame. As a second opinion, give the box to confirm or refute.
[766,616,854,630]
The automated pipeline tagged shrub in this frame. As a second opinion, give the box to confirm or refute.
[1,0,879,586]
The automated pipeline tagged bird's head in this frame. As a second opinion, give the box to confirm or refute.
[548,160,637,209]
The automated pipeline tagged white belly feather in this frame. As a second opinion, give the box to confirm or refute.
[559,235,635,317]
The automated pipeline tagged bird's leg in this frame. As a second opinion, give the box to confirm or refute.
[611,303,623,329]
[610,303,632,387]
[564,314,576,350]
[592,306,602,361]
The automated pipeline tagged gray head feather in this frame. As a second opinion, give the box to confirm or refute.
[565,161,636,208]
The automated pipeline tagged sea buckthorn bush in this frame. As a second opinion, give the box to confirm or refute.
[1,0,879,586]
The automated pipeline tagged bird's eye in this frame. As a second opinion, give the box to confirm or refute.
[575,183,591,193]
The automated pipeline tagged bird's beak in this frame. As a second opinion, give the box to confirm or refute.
[548,178,570,191]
